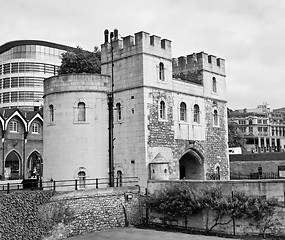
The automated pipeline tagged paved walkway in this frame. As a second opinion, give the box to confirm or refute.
[67,227,240,240]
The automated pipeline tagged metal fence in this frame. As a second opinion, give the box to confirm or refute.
[230,172,283,180]
[0,176,139,194]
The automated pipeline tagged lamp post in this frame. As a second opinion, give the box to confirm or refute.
[105,29,117,187]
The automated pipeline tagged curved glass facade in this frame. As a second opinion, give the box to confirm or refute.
[0,41,72,110]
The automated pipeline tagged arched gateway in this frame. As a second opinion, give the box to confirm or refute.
[179,148,204,180]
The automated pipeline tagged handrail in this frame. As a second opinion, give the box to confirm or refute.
[0,176,139,194]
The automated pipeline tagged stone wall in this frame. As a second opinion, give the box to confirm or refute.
[147,180,285,236]
[149,206,285,236]
[147,179,285,201]
[204,100,229,179]
[230,152,285,177]
[146,87,229,180]
[42,186,141,239]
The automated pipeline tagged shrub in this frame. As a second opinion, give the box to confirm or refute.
[245,196,279,238]
[146,184,279,236]
[146,184,202,228]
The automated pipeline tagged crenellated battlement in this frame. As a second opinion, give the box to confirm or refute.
[101,29,172,64]
[172,52,225,77]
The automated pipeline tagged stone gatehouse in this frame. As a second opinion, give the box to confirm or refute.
[43,29,229,187]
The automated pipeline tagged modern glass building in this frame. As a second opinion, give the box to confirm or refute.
[0,40,72,111]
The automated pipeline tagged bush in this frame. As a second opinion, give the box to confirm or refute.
[145,184,279,236]
[146,184,202,228]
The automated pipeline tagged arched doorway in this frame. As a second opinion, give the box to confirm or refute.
[27,151,42,179]
[5,151,21,180]
[179,149,204,180]
[117,170,123,187]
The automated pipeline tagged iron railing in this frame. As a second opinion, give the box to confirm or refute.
[0,176,139,194]
[230,172,283,180]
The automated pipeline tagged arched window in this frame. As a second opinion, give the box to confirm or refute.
[193,104,200,123]
[212,77,217,93]
[216,166,220,180]
[159,100,166,119]
[78,102,86,121]
[159,62,165,81]
[49,104,54,122]
[116,102,122,121]
[117,170,122,187]
[180,102,187,121]
[213,109,219,126]
[78,171,86,189]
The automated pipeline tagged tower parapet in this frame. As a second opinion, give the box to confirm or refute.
[172,51,225,79]
[101,30,172,64]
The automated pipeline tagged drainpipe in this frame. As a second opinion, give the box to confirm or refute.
[106,29,115,187]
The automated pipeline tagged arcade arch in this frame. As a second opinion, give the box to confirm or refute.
[27,151,42,178]
[5,150,21,180]
[179,148,204,180]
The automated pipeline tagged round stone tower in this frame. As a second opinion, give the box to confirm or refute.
[43,74,110,182]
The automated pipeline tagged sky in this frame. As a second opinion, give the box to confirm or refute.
[1,0,284,110]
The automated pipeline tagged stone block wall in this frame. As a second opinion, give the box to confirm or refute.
[43,186,141,239]
[146,87,229,180]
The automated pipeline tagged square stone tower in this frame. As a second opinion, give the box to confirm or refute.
[101,29,229,188]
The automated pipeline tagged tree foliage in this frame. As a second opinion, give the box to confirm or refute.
[146,184,202,228]
[228,121,246,148]
[145,184,279,236]
[58,46,101,74]
[245,196,280,237]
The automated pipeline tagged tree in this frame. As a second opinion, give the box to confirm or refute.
[228,121,246,148]
[146,184,202,228]
[245,196,280,238]
[58,46,101,74]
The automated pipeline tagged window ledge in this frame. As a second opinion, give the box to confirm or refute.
[47,122,56,126]
[158,118,168,123]
[114,120,124,124]
[158,80,167,84]
[178,121,189,125]
[73,121,89,124]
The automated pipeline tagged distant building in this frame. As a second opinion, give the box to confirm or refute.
[0,40,72,111]
[0,108,43,180]
[228,103,285,153]
[43,29,229,187]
